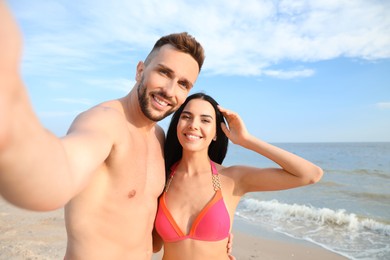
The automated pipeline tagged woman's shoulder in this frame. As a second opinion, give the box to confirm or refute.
[215,164,242,178]
[217,164,261,180]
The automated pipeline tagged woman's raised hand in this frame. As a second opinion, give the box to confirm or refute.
[218,105,250,145]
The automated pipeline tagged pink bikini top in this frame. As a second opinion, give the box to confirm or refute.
[155,161,230,242]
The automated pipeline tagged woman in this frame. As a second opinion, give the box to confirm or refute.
[154,93,323,259]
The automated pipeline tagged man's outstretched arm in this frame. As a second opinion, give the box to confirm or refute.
[0,2,113,212]
[0,1,77,210]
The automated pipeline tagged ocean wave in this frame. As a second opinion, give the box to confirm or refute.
[237,198,390,236]
[237,198,390,259]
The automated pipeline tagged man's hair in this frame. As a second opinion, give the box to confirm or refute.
[164,92,229,176]
[145,32,205,72]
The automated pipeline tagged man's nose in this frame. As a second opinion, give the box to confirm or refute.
[163,80,176,97]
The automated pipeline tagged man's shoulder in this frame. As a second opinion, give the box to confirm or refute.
[79,100,125,121]
[68,100,128,135]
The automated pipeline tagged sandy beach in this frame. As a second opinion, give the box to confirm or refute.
[0,198,346,259]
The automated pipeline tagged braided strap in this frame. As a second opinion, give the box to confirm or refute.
[165,175,174,192]
[212,174,221,191]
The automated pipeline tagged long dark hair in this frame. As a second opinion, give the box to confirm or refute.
[164,93,229,176]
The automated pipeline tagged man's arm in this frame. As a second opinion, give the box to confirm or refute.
[0,0,23,144]
[0,2,112,211]
[0,1,72,210]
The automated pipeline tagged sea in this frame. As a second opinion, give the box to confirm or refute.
[224,142,390,260]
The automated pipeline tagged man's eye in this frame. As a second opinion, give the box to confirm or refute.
[160,69,169,75]
[178,81,190,89]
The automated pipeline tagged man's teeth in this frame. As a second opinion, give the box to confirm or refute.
[155,96,168,106]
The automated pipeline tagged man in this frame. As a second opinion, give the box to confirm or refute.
[0,2,218,259]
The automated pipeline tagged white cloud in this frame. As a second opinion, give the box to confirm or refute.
[263,68,315,79]
[376,102,390,109]
[10,0,390,78]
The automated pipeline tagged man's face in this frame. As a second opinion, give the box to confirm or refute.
[136,45,199,122]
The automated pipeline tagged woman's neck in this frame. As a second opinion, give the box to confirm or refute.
[178,151,211,176]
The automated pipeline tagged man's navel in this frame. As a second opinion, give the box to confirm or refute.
[127,189,136,199]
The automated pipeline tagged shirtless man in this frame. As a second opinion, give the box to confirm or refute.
[0,2,206,259]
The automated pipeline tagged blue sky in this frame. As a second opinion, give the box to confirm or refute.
[8,0,390,142]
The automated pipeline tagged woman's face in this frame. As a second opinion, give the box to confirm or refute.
[176,98,217,153]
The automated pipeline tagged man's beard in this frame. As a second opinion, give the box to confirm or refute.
[137,80,176,122]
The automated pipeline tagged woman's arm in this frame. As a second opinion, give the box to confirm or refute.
[219,106,323,195]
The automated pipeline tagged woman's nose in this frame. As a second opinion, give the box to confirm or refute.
[188,120,199,130]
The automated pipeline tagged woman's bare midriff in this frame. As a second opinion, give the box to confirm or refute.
[162,238,230,260]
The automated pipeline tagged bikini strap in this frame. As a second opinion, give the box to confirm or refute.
[210,161,222,191]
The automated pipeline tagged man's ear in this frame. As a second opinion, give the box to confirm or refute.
[136,61,145,81]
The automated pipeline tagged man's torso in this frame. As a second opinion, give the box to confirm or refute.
[64,100,166,259]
